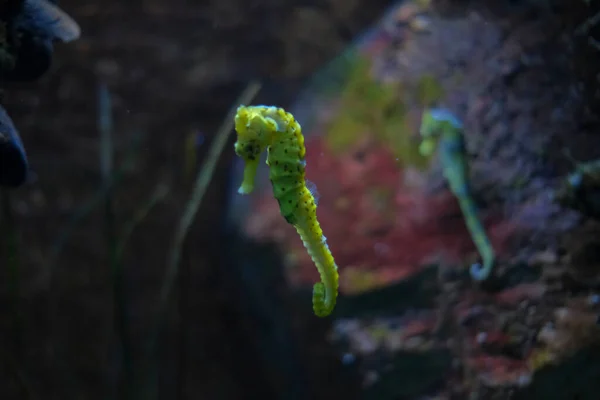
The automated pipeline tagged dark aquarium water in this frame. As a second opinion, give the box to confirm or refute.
[2,0,600,399]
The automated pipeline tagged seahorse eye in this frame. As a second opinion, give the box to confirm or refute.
[234,142,242,155]
[234,141,250,159]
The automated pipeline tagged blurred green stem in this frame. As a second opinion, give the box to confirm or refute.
[116,184,169,259]
[146,81,261,397]
[98,82,132,400]
[176,132,197,400]
[45,132,143,282]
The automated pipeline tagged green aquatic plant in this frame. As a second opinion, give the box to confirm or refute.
[415,74,445,107]
[325,55,404,152]
[323,55,444,169]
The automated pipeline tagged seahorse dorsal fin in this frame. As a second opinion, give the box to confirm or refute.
[306,179,320,205]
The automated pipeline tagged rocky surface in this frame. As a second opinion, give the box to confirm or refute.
[235,0,600,398]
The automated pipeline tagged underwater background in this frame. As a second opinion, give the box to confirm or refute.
[2,0,600,399]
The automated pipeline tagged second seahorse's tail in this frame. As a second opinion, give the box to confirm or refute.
[456,194,495,281]
[296,226,339,317]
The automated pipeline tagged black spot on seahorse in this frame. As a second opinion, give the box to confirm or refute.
[283,212,297,224]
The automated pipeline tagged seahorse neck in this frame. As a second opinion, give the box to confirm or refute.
[267,125,297,152]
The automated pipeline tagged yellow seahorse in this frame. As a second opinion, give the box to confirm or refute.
[233,105,339,317]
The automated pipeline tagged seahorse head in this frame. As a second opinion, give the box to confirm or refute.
[419,111,441,157]
[421,107,463,134]
[419,108,464,157]
[234,106,277,161]
[233,105,278,194]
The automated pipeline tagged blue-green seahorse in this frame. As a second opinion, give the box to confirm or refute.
[233,105,339,317]
[419,108,496,281]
